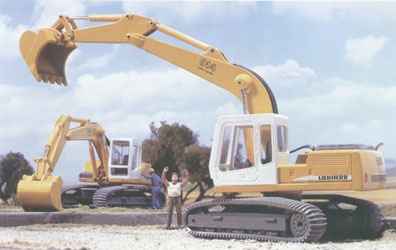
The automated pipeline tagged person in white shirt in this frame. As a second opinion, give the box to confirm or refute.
[162,166,189,229]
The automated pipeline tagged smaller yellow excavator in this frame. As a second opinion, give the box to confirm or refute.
[17,115,164,211]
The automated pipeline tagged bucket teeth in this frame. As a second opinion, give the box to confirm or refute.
[56,77,67,86]
[49,75,56,84]
[39,74,67,86]
[41,74,49,83]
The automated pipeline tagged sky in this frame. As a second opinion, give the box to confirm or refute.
[1,1,396,181]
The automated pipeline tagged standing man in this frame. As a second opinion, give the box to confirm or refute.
[0,167,7,204]
[142,168,163,209]
[162,166,189,229]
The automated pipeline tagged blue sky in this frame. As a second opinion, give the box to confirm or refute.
[1,1,396,181]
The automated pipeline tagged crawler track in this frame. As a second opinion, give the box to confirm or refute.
[92,185,166,208]
[61,183,99,208]
[62,183,165,209]
[302,194,385,240]
[184,197,327,243]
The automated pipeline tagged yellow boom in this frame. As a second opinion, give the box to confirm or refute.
[19,14,278,116]
[17,115,108,211]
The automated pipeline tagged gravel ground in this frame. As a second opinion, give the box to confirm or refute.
[0,224,395,250]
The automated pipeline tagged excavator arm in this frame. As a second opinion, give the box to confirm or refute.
[17,115,109,211]
[20,14,278,115]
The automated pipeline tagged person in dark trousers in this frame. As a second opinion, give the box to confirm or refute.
[0,168,7,204]
[162,166,189,229]
[142,168,164,209]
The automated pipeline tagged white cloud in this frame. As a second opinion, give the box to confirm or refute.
[281,81,396,117]
[77,45,120,70]
[215,102,243,117]
[122,1,257,24]
[67,49,81,64]
[253,59,316,87]
[79,53,112,70]
[367,120,384,130]
[0,83,69,144]
[0,14,28,59]
[341,122,361,133]
[272,2,340,21]
[343,35,389,68]
[0,123,26,139]
[0,85,25,115]
[280,80,396,152]
[71,67,228,112]
[272,2,396,22]
[103,113,157,139]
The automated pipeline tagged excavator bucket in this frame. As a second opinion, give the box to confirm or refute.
[17,175,63,211]
[19,28,76,86]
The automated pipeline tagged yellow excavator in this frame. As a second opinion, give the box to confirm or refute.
[17,115,165,211]
[19,14,386,242]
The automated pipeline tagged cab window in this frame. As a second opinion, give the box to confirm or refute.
[218,125,255,172]
[277,125,287,152]
[131,144,138,170]
[111,140,130,166]
[260,125,272,165]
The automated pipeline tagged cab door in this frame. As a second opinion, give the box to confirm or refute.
[128,140,142,179]
[108,139,131,179]
[212,117,259,184]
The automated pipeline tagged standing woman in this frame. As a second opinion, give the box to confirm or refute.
[162,166,189,229]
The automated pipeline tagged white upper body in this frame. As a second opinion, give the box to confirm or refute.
[167,182,181,197]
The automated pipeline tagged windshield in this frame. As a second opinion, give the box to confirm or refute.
[111,140,130,166]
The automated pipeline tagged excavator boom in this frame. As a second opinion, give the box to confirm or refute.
[19,14,277,115]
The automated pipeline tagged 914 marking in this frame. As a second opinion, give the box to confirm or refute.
[198,58,216,75]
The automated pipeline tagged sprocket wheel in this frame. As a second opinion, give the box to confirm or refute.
[290,213,309,237]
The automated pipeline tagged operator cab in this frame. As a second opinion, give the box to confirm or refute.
[209,114,289,186]
[108,138,143,179]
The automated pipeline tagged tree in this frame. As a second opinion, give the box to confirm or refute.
[0,152,34,201]
[142,121,197,177]
[142,121,213,204]
[180,144,212,203]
